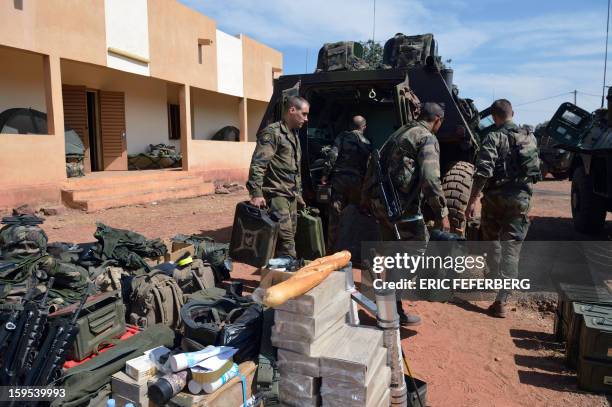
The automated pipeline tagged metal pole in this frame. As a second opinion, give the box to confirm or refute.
[573,89,577,105]
[305,49,309,73]
[372,0,376,43]
[603,0,611,108]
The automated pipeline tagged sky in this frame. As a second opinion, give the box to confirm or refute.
[180,0,610,126]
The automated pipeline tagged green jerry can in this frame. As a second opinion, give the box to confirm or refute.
[229,202,280,268]
[566,303,612,368]
[577,315,612,394]
[295,207,326,260]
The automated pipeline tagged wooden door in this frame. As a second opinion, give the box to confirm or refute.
[62,85,90,172]
[99,91,127,171]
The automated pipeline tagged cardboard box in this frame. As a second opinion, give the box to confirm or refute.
[111,371,149,405]
[126,354,158,382]
[145,239,195,266]
[168,362,256,407]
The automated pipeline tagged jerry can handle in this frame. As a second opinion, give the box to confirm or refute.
[244,201,263,218]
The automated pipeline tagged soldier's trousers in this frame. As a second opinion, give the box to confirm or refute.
[480,189,532,302]
[268,196,298,259]
[327,179,362,251]
[379,218,428,308]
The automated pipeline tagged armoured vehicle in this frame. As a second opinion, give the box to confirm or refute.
[546,89,612,233]
[535,121,572,180]
[258,34,484,236]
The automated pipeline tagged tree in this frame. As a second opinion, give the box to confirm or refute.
[360,39,384,68]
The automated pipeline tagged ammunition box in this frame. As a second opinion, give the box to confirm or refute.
[555,284,612,340]
[577,356,612,394]
[70,291,126,361]
[579,315,612,362]
[566,303,612,368]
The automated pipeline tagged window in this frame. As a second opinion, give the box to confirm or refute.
[168,104,181,140]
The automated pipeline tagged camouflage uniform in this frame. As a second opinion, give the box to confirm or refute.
[375,121,448,242]
[323,129,372,250]
[472,120,533,302]
[247,121,302,258]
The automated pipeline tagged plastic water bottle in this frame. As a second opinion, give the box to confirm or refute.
[106,400,115,407]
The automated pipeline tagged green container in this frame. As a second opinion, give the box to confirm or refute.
[579,316,612,362]
[566,303,612,368]
[61,291,126,361]
[577,356,612,394]
[295,207,326,260]
[556,284,612,328]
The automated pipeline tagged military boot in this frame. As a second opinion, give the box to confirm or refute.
[397,301,422,326]
[488,301,507,318]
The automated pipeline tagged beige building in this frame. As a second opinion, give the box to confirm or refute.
[0,0,282,211]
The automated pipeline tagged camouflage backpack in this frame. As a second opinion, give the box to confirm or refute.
[383,33,439,68]
[315,41,369,72]
[494,126,542,186]
[0,219,48,260]
[128,270,184,330]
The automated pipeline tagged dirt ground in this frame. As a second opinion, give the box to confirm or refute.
[36,178,611,407]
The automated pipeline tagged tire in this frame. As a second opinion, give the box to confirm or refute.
[571,167,607,234]
[442,161,475,236]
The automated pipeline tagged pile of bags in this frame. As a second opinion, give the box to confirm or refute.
[0,214,268,406]
[128,143,182,170]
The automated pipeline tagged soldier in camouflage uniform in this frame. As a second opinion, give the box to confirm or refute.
[321,115,372,251]
[466,99,535,318]
[247,96,310,259]
[365,103,450,325]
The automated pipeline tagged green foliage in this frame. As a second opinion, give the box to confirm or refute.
[360,39,384,68]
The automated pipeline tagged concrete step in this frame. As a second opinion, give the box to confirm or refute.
[66,176,203,201]
[63,169,186,189]
[65,182,214,212]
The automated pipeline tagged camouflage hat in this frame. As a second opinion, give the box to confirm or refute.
[0,224,48,260]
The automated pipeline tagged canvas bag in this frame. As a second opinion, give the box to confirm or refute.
[128,271,184,330]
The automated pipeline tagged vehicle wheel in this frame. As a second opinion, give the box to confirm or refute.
[571,167,606,234]
[442,161,474,237]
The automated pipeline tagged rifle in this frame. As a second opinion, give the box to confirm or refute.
[0,277,54,386]
[0,282,36,352]
[1,215,45,226]
[24,287,90,387]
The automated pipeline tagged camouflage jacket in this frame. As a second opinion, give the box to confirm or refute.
[247,121,302,199]
[472,120,534,196]
[385,121,448,219]
[323,129,372,179]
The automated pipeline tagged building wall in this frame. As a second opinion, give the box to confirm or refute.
[0,0,107,66]
[61,60,170,155]
[247,99,269,142]
[191,88,240,140]
[147,0,218,92]
[216,30,243,97]
[105,0,151,76]
[189,140,255,181]
[242,35,283,102]
[0,47,47,114]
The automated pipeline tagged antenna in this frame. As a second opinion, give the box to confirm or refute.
[305,49,309,73]
[372,0,376,43]
[603,0,611,108]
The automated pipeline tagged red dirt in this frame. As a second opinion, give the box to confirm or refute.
[38,179,611,407]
